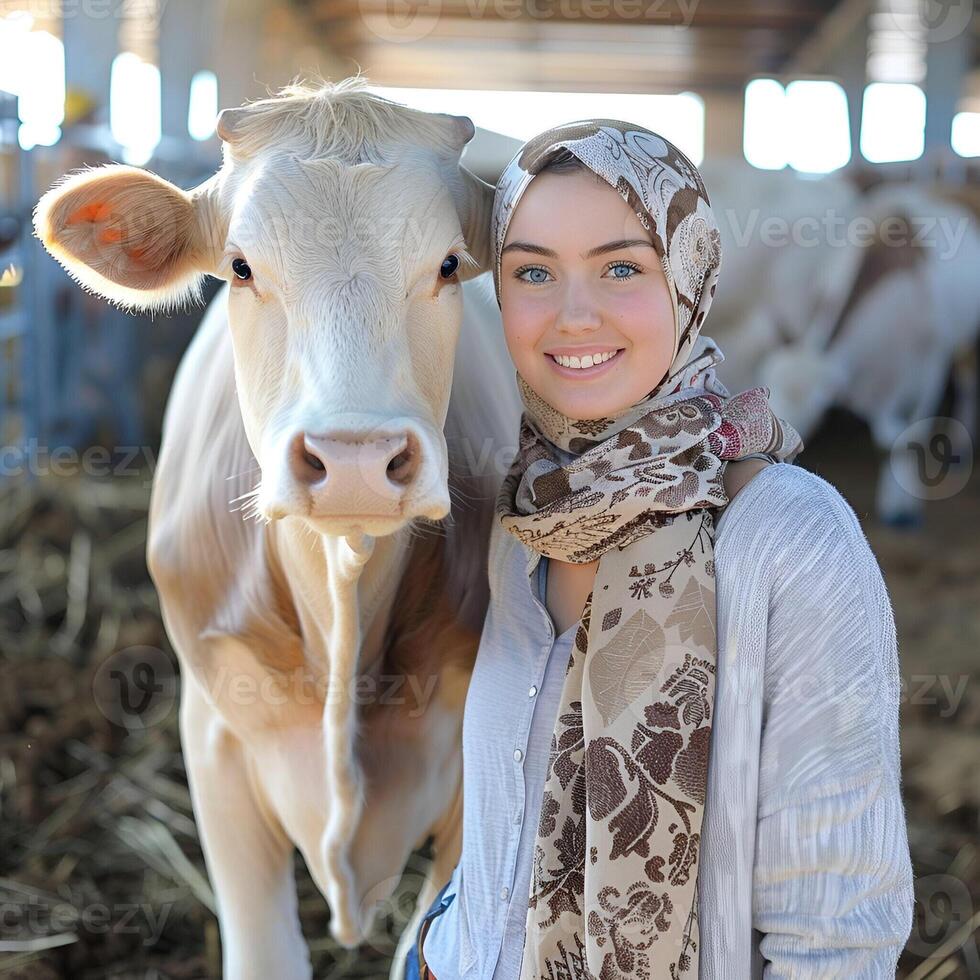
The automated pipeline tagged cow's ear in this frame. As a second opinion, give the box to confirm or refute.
[454,164,495,282]
[34,164,215,311]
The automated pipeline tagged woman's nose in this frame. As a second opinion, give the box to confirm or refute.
[554,284,602,334]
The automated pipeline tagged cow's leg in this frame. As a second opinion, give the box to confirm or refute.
[389,771,464,980]
[949,343,977,450]
[180,673,312,980]
[874,350,953,528]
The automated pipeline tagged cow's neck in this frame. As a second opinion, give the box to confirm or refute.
[270,519,413,674]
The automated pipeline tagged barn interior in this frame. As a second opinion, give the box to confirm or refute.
[1,0,979,977]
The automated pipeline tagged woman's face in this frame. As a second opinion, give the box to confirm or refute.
[499,169,675,421]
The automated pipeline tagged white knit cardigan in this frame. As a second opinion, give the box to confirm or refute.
[698,461,914,976]
[422,461,915,979]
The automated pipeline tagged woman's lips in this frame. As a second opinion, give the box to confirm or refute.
[546,348,624,380]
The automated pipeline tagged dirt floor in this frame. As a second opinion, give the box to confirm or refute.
[0,408,977,979]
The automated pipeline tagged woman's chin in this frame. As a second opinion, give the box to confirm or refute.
[537,383,632,422]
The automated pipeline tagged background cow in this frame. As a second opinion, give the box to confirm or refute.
[699,161,979,527]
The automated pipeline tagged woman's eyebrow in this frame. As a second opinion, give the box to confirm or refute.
[501,239,654,259]
[583,239,654,259]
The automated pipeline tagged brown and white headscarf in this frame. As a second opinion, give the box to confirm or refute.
[491,120,803,979]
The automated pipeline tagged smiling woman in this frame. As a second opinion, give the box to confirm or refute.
[417,119,914,980]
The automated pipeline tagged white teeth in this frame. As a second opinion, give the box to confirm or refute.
[552,351,619,369]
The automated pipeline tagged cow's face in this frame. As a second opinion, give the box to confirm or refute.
[35,84,495,537]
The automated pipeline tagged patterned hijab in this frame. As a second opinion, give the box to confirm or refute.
[491,120,803,978]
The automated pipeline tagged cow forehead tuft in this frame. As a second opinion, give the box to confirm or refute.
[229,161,457,255]
[220,81,464,166]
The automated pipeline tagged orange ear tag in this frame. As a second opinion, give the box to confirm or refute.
[67,202,113,225]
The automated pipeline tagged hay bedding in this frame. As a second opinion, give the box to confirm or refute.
[0,475,426,979]
[0,415,978,978]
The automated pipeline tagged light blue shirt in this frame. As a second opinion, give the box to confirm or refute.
[422,545,575,980]
[422,461,914,979]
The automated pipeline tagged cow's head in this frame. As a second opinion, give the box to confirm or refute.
[35,78,495,537]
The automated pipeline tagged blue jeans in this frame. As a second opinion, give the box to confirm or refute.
[405,878,455,980]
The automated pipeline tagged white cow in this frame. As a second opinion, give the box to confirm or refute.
[697,157,861,396]
[35,78,521,979]
[755,184,980,525]
[697,160,978,526]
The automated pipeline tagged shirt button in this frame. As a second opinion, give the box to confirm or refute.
[500,886,510,901]
[513,749,523,762]
[513,812,521,825]
[528,685,538,698]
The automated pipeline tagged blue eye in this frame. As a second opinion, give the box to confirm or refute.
[515,265,551,285]
[606,261,640,280]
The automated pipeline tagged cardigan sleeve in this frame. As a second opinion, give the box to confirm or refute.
[751,474,915,978]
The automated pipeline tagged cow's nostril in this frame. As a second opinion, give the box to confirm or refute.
[386,434,419,486]
[291,432,329,484]
[304,450,325,473]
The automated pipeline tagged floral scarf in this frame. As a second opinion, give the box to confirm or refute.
[490,120,803,979]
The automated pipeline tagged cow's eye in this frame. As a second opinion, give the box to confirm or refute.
[232,257,252,281]
[440,254,460,280]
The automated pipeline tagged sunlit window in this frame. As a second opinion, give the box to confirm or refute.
[743,77,850,173]
[860,82,926,162]
[188,69,218,141]
[952,112,980,157]
[0,13,65,149]
[785,81,851,172]
[743,79,786,170]
[110,52,161,165]
[368,86,705,165]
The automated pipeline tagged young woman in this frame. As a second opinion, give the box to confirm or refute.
[407,120,914,979]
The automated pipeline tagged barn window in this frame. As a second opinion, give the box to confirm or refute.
[743,78,851,174]
[188,70,218,141]
[951,112,980,157]
[110,51,161,165]
[0,12,64,150]
[860,82,926,162]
